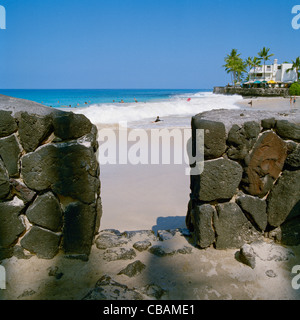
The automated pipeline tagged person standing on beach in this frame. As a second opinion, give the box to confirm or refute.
[294,97,297,106]
[290,97,293,106]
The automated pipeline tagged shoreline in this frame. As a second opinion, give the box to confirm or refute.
[235,96,299,111]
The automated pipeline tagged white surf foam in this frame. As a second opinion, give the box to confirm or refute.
[71,92,243,128]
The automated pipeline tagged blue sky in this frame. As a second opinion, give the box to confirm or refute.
[0,0,299,89]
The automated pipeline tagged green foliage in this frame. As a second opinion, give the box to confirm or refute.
[286,57,300,81]
[223,49,246,85]
[289,82,300,96]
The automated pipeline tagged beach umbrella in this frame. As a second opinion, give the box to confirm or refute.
[254,81,261,84]
[268,80,276,84]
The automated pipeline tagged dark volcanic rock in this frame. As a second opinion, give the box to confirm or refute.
[0,198,26,248]
[280,217,300,246]
[117,260,146,277]
[261,118,276,130]
[198,158,243,201]
[17,112,53,152]
[53,112,93,140]
[190,204,215,248]
[26,192,63,232]
[20,226,61,259]
[0,158,10,199]
[275,120,300,141]
[213,202,262,249]
[192,118,227,160]
[21,142,99,204]
[242,131,287,197]
[0,110,17,137]
[285,143,300,168]
[227,122,260,161]
[103,247,137,262]
[133,240,152,252]
[239,244,256,269]
[0,134,22,177]
[267,170,300,227]
[83,275,144,300]
[95,231,128,250]
[236,194,267,231]
[63,202,97,256]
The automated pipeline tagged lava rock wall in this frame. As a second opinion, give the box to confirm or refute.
[187,112,300,249]
[0,97,101,260]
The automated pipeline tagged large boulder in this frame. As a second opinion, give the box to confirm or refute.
[213,202,262,249]
[227,122,261,160]
[0,197,26,248]
[190,204,215,248]
[0,110,18,138]
[280,217,300,246]
[236,194,267,231]
[0,134,22,177]
[52,112,93,140]
[285,143,300,168]
[267,170,300,227]
[21,142,99,204]
[191,118,227,160]
[20,226,61,259]
[275,120,300,141]
[17,112,53,153]
[242,131,287,197]
[62,202,97,256]
[26,192,63,232]
[198,158,243,201]
[0,158,10,199]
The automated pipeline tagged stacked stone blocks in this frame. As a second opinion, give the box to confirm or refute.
[187,115,300,249]
[0,108,101,260]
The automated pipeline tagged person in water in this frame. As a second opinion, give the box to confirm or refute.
[154,116,163,123]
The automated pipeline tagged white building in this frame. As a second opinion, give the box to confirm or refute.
[249,59,298,84]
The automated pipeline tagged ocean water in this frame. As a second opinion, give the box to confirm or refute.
[0,89,243,128]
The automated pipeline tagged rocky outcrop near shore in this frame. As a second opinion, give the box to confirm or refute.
[0,95,102,260]
[213,86,290,97]
[187,109,300,249]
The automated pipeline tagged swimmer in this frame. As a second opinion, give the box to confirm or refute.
[153,116,163,123]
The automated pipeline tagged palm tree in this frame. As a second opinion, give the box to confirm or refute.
[223,49,243,86]
[286,57,300,81]
[245,57,255,74]
[258,47,274,81]
[235,59,247,84]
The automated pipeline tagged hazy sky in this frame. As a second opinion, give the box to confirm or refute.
[0,0,299,89]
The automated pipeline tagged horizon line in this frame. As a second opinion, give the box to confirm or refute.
[0,88,212,91]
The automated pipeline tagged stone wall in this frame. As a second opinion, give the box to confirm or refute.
[0,95,102,260]
[187,109,300,249]
[213,86,289,97]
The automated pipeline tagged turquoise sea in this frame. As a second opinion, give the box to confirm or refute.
[0,88,243,128]
[0,89,209,108]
